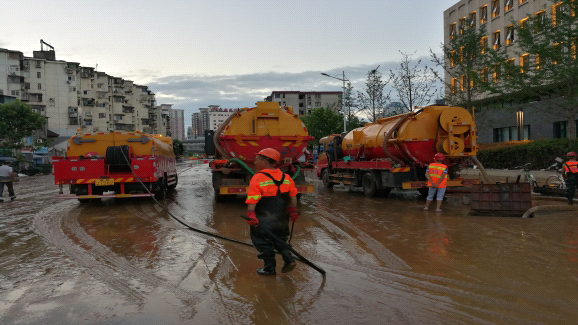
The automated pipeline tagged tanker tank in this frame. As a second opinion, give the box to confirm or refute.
[340,105,477,166]
[214,101,314,166]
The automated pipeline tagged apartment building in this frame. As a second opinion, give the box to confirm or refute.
[1,45,167,145]
[208,106,240,131]
[168,107,185,141]
[265,91,342,115]
[444,0,574,142]
[191,107,210,138]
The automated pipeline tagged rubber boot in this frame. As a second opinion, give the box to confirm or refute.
[257,257,276,276]
[280,250,296,273]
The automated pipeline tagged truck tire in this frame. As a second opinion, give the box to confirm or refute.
[322,169,334,189]
[418,188,429,197]
[362,173,378,197]
[155,178,167,200]
[212,171,226,202]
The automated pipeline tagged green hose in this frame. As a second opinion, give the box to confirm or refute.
[227,158,301,180]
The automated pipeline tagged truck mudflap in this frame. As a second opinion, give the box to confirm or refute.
[218,184,315,195]
[402,178,480,190]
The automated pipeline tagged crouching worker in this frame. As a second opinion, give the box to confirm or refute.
[245,148,300,276]
[424,153,448,212]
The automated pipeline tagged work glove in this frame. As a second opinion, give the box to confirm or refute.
[286,206,300,222]
[246,211,259,226]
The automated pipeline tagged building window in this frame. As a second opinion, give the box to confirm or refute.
[492,30,501,50]
[36,61,41,68]
[11,90,20,96]
[553,43,562,64]
[469,11,476,28]
[99,113,106,118]
[481,36,488,54]
[552,2,568,26]
[450,78,457,94]
[480,68,489,83]
[85,120,92,126]
[449,51,456,67]
[38,83,42,90]
[450,23,456,39]
[37,72,41,78]
[69,86,76,92]
[519,17,529,29]
[68,76,76,81]
[535,10,546,30]
[275,93,281,98]
[494,125,530,142]
[519,0,527,4]
[460,75,466,91]
[492,65,501,82]
[459,18,466,33]
[505,58,515,78]
[520,54,530,73]
[505,25,515,45]
[460,46,465,62]
[535,54,541,70]
[480,5,488,24]
[505,0,514,12]
[492,0,500,18]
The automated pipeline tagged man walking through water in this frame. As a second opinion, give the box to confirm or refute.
[0,160,16,202]
[245,148,300,276]
[424,153,448,212]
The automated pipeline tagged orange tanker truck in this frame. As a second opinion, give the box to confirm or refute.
[52,130,177,201]
[317,105,479,197]
[207,101,315,201]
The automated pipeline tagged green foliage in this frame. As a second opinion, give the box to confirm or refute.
[430,20,491,112]
[477,139,578,169]
[173,139,184,157]
[487,0,578,140]
[300,106,344,146]
[0,100,45,149]
[356,66,390,122]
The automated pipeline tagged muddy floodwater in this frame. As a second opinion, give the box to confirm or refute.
[1,164,577,324]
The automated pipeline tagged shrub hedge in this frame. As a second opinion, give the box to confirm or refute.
[476,139,578,169]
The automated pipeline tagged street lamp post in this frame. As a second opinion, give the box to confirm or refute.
[321,71,349,133]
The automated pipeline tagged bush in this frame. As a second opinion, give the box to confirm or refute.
[477,139,578,169]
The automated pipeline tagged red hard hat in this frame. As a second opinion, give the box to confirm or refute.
[434,153,446,161]
[568,151,578,157]
[257,148,281,162]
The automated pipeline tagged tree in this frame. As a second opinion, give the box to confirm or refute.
[430,20,492,112]
[173,139,184,157]
[343,81,356,128]
[356,66,390,122]
[487,0,578,141]
[390,51,438,113]
[300,104,343,146]
[0,100,45,149]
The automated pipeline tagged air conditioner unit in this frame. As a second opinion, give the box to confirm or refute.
[36,139,43,144]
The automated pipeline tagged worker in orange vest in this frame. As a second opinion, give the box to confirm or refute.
[424,153,448,212]
[563,151,578,205]
[245,148,300,276]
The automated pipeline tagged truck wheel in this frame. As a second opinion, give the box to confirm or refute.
[155,178,167,200]
[418,188,429,197]
[362,173,378,197]
[322,169,334,189]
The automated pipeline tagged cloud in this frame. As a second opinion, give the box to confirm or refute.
[146,55,443,126]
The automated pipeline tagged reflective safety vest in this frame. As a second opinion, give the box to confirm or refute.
[427,163,448,188]
[565,161,578,174]
[245,168,298,205]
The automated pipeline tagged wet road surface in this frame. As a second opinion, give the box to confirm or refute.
[1,164,577,324]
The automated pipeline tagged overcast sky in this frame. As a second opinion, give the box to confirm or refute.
[2,0,458,126]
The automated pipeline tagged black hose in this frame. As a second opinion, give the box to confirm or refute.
[120,151,253,247]
[240,215,326,276]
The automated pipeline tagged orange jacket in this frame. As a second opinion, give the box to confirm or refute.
[427,163,448,188]
[245,169,298,204]
[565,161,578,174]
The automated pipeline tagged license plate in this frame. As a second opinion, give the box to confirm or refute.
[95,178,114,186]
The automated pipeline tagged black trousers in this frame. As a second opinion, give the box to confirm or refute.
[567,175,577,202]
[0,182,14,198]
